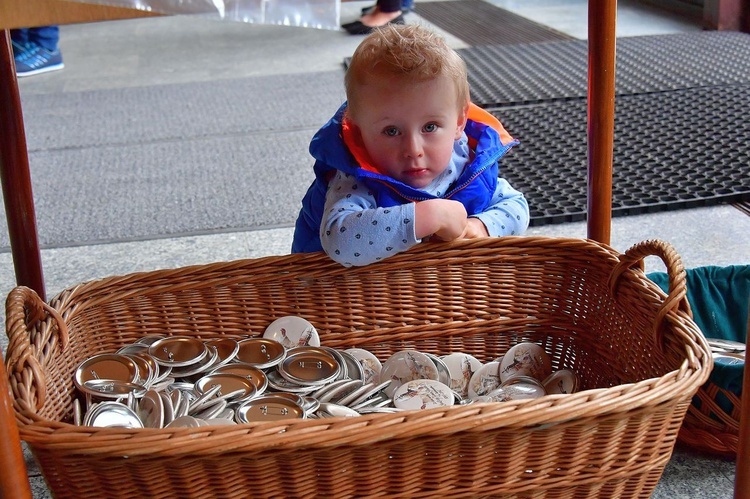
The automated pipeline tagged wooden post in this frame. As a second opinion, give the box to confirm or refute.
[0,344,32,499]
[704,0,744,31]
[0,29,46,300]
[586,0,617,245]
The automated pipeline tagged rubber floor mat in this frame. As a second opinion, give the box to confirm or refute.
[414,0,574,46]
[493,84,750,226]
[462,31,750,106]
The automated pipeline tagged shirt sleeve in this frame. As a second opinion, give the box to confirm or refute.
[320,171,420,267]
[472,178,530,237]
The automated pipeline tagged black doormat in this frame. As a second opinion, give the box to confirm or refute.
[413,0,574,46]
[462,31,750,107]
[493,84,750,226]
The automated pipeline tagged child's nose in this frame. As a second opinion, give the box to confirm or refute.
[403,133,424,158]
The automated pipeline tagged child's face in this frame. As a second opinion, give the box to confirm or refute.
[350,74,468,189]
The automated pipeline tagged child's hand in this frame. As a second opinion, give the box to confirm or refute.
[415,199,468,242]
[461,218,489,239]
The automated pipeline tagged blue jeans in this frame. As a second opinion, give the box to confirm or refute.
[11,26,60,52]
[378,0,413,12]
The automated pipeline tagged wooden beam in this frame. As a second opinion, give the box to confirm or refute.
[0,343,32,499]
[704,0,745,31]
[0,0,157,30]
[0,31,46,300]
[586,0,617,244]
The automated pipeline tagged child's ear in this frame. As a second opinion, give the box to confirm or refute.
[455,102,470,140]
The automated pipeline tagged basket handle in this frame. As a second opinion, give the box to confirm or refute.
[609,239,692,350]
[5,286,69,410]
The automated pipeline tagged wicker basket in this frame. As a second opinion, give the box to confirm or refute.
[5,237,711,498]
[679,378,742,456]
[652,265,750,457]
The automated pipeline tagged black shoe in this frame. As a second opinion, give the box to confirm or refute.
[342,15,405,35]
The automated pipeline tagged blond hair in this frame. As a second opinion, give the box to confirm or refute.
[345,24,470,118]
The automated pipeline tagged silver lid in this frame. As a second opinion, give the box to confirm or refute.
[235,338,286,369]
[319,346,350,381]
[210,364,268,395]
[85,401,144,428]
[195,373,257,403]
[337,349,364,382]
[74,354,140,393]
[265,370,317,394]
[148,336,208,367]
[123,353,155,388]
[235,395,305,423]
[277,346,340,386]
[170,345,221,378]
[81,379,148,400]
[206,338,240,368]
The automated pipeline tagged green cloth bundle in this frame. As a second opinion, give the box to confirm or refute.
[648,265,750,417]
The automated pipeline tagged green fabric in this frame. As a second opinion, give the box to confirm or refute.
[648,265,750,418]
[647,265,750,343]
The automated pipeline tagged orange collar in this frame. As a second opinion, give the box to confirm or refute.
[341,118,381,174]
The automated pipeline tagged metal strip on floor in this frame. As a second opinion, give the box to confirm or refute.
[734,202,750,218]
[414,0,574,47]
[462,31,750,107]
[492,84,750,226]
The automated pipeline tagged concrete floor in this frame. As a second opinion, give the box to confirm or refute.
[2,0,748,497]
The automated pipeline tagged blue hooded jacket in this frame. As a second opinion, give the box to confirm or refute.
[292,102,518,253]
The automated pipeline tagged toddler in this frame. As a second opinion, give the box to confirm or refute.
[292,24,529,266]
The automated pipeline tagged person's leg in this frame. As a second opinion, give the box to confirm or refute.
[26,25,60,52]
[10,28,30,46]
[13,25,64,77]
[363,0,413,15]
[343,0,403,33]
[10,28,31,55]
[374,0,402,13]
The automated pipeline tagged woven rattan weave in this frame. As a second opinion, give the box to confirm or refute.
[5,237,711,498]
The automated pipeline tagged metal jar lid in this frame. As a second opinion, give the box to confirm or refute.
[206,338,240,368]
[148,336,208,367]
[80,379,148,400]
[441,352,483,399]
[345,348,383,385]
[500,375,547,399]
[74,353,140,393]
[265,370,316,394]
[319,346,350,381]
[85,401,144,428]
[210,364,268,395]
[263,316,320,349]
[122,353,156,388]
[380,350,439,397]
[337,349,364,382]
[467,361,502,400]
[542,369,580,394]
[236,338,286,369]
[392,379,455,410]
[499,342,552,383]
[486,378,546,402]
[195,373,258,403]
[235,395,306,423]
[277,346,340,386]
[170,345,221,378]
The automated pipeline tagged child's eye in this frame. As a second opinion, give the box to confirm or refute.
[423,123,438,133]
[383,127,399,137]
